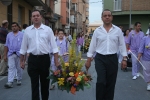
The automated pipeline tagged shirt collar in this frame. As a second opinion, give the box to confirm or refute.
[31,23,45,30]
[99,24,115,29]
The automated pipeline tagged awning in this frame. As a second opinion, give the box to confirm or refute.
[24,0,45,6]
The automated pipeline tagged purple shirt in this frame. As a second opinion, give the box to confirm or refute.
[5,31,23,57]
[56,38,69,56]
[124,36,128,44]
[126,30,144,52]
[138,36,150,61]
[77,37,84,46]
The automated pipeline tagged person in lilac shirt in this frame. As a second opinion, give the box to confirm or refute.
[126,22,144,80]
[124,29,130,44]
[138,35,150,91]
[50,29,69,90]
[77,32,84,53]
[4,22,23,88]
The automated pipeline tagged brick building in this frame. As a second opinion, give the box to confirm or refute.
[103,0,150,33]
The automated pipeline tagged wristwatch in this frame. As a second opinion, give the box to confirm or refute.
[123,58,127,61]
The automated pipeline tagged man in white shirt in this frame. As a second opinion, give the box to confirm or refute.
[85,9,127,100]
[20,10,59,100]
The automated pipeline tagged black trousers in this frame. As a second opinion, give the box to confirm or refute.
[28,54,50,100]
[95,53,118,100]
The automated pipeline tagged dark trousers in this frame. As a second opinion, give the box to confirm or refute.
[27,54,50,100]
[95,53,118,100]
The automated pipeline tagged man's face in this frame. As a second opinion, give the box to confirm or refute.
[102,11,113,24]
[58,31,64,39]
[31,11,42,24]
[11,24,19,32]
[135,24,141,31]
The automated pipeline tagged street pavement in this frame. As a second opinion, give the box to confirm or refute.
[0,54,150,100]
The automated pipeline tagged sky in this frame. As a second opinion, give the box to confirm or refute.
[89,0,103,23]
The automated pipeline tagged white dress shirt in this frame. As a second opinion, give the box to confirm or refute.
[87,24,127,57]
[20,24,58,55]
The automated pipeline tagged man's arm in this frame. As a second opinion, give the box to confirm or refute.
[86,30,97,69]
[54,53,59,67]
[49,28,59,67]
[20,29,28,69]
[4,46,8,62]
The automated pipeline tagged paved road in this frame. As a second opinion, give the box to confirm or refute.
[0,55,150,100]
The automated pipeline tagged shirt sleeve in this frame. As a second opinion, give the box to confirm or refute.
[20,29,28,55]
[118,29,127,56]
[49,29,58,54]
[4,34,9,47]
[87,30,97,57]
[138,37,145,53]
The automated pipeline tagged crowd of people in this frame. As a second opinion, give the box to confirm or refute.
[118,22,150,91]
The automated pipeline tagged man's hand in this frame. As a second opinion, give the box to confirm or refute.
[20,61,25,69]
[121,60,127,69]
[4,55,7,62]
[55,60,60,67]
[54,53,60,67]
[85,58,92,70]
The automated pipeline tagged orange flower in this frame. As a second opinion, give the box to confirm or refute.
[54,70,60,75]
[71,86,76,94]
[79,72,83,75]
[74,72,78,78]
[84,76,88,81]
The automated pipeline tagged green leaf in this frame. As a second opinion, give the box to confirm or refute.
[78,84,84,91]
[51,79,57,85]
[50,70,54,73]
[66,82,71,93]
[47,75,54,79]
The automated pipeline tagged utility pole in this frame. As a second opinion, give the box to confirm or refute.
[129,0,132,28]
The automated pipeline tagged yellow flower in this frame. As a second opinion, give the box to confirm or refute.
[145,46,149,48]
[58,78,64,86]
[75,63,77,66]
[65,63,69,66]
[76,77,81,82]
[69,72,74,76]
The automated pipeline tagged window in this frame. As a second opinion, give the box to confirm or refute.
[114,0,122,11]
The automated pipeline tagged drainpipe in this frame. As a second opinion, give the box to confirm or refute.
[129,0,132,28]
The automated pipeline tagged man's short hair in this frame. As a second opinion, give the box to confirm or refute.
[101,9,112,16]
[11,22,19,27]
[134,22,141,26]
[58,29,64,33]
[31,9,42,15]
[2,20,8,26]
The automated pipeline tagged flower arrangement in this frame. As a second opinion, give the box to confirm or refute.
[47,34,92,94]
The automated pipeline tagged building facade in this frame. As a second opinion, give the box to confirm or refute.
[55,0,69,32]
[54,0,89,35]
[0,0,47,30]
[103,0,150,33]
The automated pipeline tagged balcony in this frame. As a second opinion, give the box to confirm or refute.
[71,0,77,3]
[35,6,47,13]
[24,0,45,6]
[70,23,77,28]
[70,4,76,15]
[86,12,89,16]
